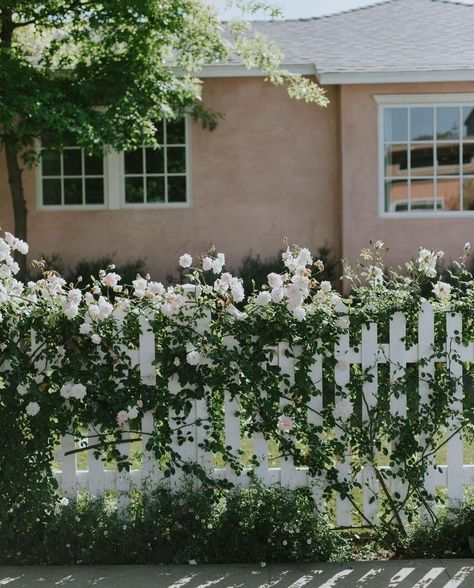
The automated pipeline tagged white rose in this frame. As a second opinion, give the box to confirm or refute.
[68,289,82,305]
[179,253,193,268]
[255,291,271,306]
[186,350,203,366]
[230,281,245,303]
[101,272,121,288]
[26,401,40,416]
[267,273,283,289]
[433,281,452,300]
[320,281,332,293]
[127,405,139,420]
[79,322,92,335]
[202,257,213,272]
[91,333,102,345]
[271,287,285,303]
[71,383,87,400]
[17,384,28,396]
[292,306,306,321]
[334,397,352,422]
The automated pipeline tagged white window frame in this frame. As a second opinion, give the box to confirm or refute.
[375,93,474,218]
[36,115,192,211]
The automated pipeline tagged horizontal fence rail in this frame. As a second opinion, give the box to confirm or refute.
[50,302,474,525]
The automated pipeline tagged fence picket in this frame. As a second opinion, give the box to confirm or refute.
[279,343,297,489]
[389,311,408,514]
[223,336,241,484]
[87,426,105,496]
[361,323,379,525]
[61,434,77,498]
[446,311,464,508]
[138,314,160,486]
[308,343,325,508]
[334,302,352,527]
[116,426,131,509]
[418,301,437,522]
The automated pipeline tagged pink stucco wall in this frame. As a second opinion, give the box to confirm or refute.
[340,82,474,269]
[0,78,341,280]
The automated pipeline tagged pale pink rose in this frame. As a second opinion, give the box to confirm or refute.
[116,410,129,427]
[101,272,121,288]
[91,333,102,345]
[277,414,294,433]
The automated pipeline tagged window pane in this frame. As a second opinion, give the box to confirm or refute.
[85,178,104,204]
[384,108,408,142]
[385,144,408,177]
[463,107,474,140]
[64,178,83,205]
[42,179,62,205]
[437,178,461,211]
[411,144,434,176]
[167,147,186,173]
[411,179,434,210]
[124,149,143,174]
[166,119,185,144]
[146,148,164,174]
[437,143,460,175]
[63,149,82,176]
[84,153,103,175]
[463,178,474,210]
[463,143,474,174]
[385,179,408,212]
[42,150,61,176]
[125,177,144,203]
[167,176,187,203]
[411,107,433,141]
[146,177,165,203]
[437,107,460,140]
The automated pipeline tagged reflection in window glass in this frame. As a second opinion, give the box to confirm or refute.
[385,179,408,212]
[463,107,474,140]
[411,107,433,141]
[463,178,474,210]
[437,107,460,140]
[384,145,408,177]
[411,144,434,176]
[124,118,188,205]
[384,108,408,142]
[437,178,461,211]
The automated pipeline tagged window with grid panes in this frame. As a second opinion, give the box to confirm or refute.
[382,105,474,213]
[123,118,188,205]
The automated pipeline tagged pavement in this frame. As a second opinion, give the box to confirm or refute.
[1,560,474,587]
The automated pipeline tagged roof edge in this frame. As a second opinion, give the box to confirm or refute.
[319,69,474,85]
[197,63,317,78]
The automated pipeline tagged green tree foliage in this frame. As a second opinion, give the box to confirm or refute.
[0,0,328,276]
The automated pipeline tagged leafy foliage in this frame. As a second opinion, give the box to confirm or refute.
[0,485,350,564]
[1,233,474,555]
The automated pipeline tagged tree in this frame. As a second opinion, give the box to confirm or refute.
[0,0,328,278]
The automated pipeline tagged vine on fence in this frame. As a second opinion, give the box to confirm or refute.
[1,232,473,546]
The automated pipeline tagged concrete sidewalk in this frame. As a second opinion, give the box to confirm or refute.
[1,560,473,587]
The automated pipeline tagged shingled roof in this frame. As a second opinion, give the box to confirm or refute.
[205,0,474,84]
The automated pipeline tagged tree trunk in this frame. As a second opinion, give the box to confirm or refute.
[4,141,28,280]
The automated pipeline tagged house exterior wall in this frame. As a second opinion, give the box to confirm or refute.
[340,82,474,269]
[0,78,341,280]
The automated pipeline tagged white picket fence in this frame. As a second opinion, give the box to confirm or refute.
[53,301,474,525]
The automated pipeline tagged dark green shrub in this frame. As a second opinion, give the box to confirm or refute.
[0,485,350,565]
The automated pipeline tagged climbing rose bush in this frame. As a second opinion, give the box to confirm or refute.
[1,232,473,545]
